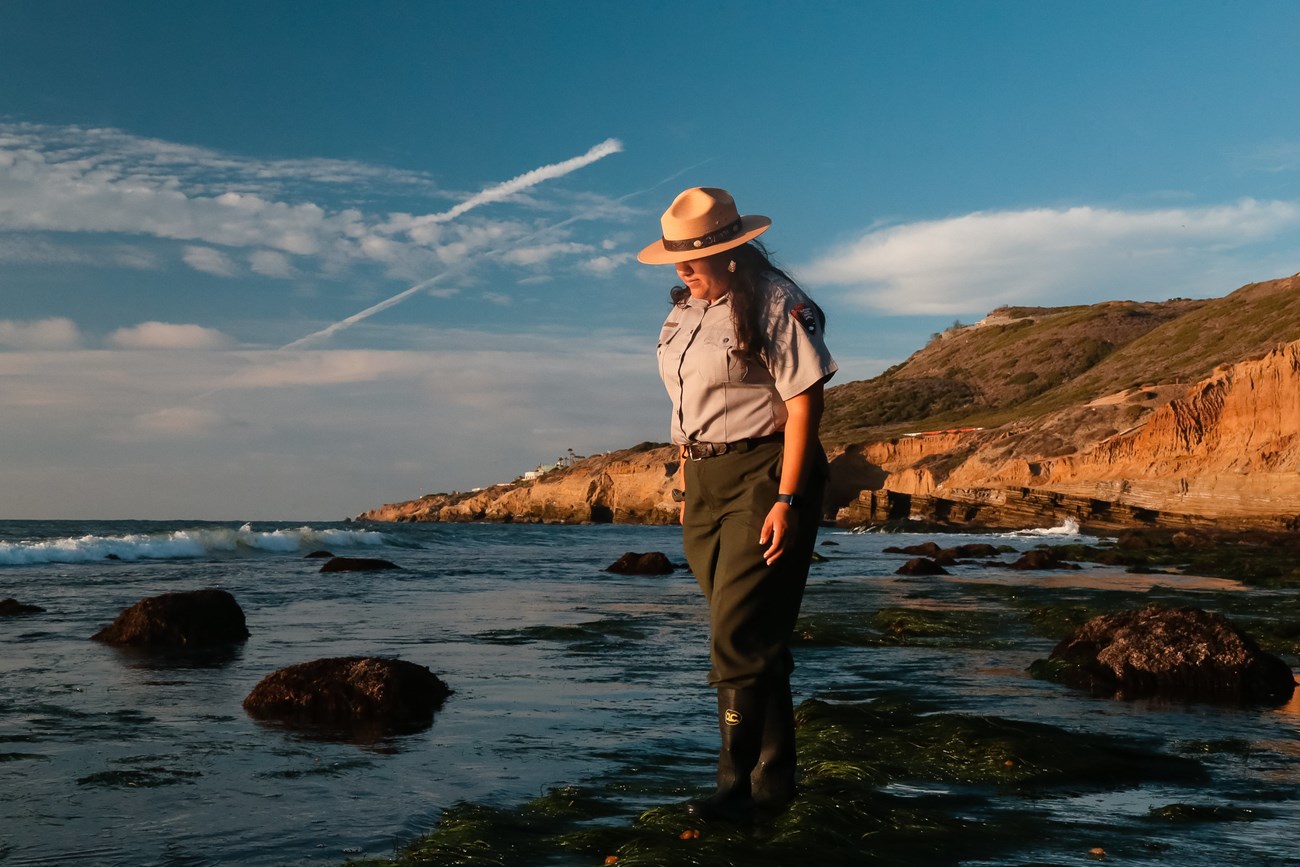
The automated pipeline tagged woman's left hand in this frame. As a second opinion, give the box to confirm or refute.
[760,502,798,565]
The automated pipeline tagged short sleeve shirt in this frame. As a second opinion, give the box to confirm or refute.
[657,272,838,444]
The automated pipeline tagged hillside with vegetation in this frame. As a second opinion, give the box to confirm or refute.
[823,273,1300,448]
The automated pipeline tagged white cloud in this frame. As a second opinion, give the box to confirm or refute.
[581,252,631,275]
[223,350,435,388]
[249,249,296,278]
[482,292,512,306]
[108,321,232,350]
[0,317,81,349]
[182,245,239,277]
[1237,140,1300,174]
[803,199,1300,314]
[133,406,227,437]
[500,242,592,267]
[0,123,631,286]
[0,236,161,269]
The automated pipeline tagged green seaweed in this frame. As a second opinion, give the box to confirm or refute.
[794,607,1010,648]
[1033,534,1300,590]
[346,698,1205,867]
[474,618,651,651]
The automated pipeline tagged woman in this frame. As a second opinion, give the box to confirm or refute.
[637,187,837,821]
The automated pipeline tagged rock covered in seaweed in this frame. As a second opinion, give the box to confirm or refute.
[91,588,249,647]
[243,656,450,735]
[883,542,943,558]
[1009,548,1081,570]
[1,598,46,615]
[896,557,948,576]
[1038,604,1296,704]
[605,551,674,575]
[319,556,401,573]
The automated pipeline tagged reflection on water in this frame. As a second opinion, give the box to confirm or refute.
[949,569,1249,593]
[0,522,1296,866]
[1268,685,1300,720]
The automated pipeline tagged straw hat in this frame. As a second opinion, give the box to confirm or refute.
[636,187,771,265]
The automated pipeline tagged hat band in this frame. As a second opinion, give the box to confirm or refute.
[661,217,744,253]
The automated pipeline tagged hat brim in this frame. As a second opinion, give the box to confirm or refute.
[636,216,772,265]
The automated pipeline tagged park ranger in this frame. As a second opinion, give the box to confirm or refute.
[638,187,837,822]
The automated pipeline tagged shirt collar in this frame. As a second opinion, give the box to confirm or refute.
[686,292,732,310]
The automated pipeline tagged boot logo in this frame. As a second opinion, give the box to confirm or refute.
[724,709,742,726]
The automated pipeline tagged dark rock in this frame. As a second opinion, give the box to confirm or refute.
[821,540,840,546]
[304,550,335,559]
[319,557,401,573]
[105,553,121,561]
[243,656,451,735]
[1,598,45,616]
[605,551,674,575]
[1040,605,1296,704]
[1115,529,1165,550]
[91,589,249,647]
[883,542,943,558]
[934,551,959,566]
[1010,549,1082,570]
[1171,531,1212,550]
[945,543,1002,559]
[896,557,949,576]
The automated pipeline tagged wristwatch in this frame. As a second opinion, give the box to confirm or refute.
[775,493,799,507]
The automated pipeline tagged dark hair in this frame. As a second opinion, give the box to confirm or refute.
[669,240,826,364]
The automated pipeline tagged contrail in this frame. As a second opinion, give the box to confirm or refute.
[411,138,623,226]
[282,148,719,351]
[281,273,456,350]
[282,139,624,350]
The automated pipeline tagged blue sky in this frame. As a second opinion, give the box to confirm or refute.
[2,1,1299,520]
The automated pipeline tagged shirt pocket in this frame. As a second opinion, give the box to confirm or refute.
[657,323,683,379]
[695,335,749,385]
[657,323,683,358]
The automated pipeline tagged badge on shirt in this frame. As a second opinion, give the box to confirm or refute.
[790,303,818,334]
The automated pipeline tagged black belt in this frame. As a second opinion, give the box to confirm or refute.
[684,433,782,461]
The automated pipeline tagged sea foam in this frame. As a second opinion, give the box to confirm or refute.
[0,523,385,566]
[1010,517,1081,537]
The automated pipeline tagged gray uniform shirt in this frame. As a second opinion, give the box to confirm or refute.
[657,272,838,445]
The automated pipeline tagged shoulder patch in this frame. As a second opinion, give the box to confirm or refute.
[790,303,818,334]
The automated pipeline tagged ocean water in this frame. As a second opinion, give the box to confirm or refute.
[0,520,1297,866]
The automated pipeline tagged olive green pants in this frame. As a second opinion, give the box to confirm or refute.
[682,440,826,689]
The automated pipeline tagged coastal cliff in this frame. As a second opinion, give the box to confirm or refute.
[835,337,1300,531]
[357,273,1300,531]
[357,442,681,524]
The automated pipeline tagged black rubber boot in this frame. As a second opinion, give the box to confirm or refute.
[751,675,797,820]
[686,686,765,822]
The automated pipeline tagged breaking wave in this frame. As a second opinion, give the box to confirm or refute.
[0,523,385,566]
[1011,517,1081,537]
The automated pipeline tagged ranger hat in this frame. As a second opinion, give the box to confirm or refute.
[637,187,771,265]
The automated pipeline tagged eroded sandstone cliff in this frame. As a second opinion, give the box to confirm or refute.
[357,442,681,524]
[836,339,1300,531]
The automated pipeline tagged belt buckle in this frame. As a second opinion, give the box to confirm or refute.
[686,441,726,460]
